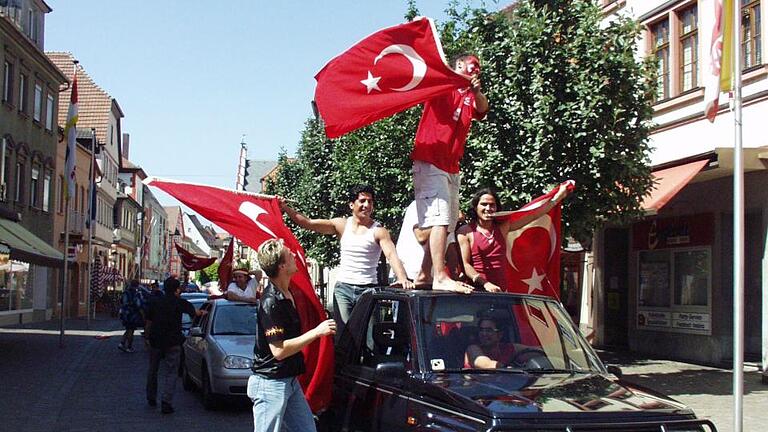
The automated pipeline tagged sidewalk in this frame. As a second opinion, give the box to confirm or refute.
[598,350,768,432]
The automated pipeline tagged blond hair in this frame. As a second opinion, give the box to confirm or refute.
[257,239,286,277]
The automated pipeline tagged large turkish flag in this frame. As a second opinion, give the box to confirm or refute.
[145,177,333,412]
[314,17,469,138]
[493,181,576,299]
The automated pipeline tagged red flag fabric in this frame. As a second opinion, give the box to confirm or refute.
[493,180,576,299]
[174,243,216,271]
[145,177,333,412]
[218,238,234,293]
[314,16,470,138]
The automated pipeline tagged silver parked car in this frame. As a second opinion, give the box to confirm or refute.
[182,299,257,409]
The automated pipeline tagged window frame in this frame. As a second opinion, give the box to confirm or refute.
[650,19,671,101]
[15,161,24,204]
[45,93,54,131]
[3,60,14,105]
[678,5,699,92]
[741,0,762,69]
[33,83,42,123]
[30,166,39,209]
[42,171,50,212]
[18,72,26,114]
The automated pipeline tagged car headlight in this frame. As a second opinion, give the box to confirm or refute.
[223,355,253,369]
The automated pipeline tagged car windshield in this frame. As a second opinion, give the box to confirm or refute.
[212,303,258,335]
[419,295,604,373]
[181,299,206,328]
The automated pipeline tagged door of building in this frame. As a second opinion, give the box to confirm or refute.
[603,228,629,347]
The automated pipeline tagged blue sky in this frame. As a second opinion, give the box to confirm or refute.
[45,0,492,216]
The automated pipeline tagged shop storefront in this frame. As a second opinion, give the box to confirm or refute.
[0,217,63,326]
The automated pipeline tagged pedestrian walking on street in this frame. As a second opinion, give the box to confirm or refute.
[144,276,205,414]
[118,279,144,353]
[249,239,336,432]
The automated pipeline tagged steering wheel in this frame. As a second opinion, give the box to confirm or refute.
[511,348,551,369]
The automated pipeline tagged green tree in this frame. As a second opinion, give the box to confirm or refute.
[269,0,654,263]
[201,262,219,282]
[456,0,655,242]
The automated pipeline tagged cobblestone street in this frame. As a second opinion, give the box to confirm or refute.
[1,318,765,432]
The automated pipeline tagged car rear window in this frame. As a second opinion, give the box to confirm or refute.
[212,304,259,335]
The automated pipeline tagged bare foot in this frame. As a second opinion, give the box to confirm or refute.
[432,275,474,294]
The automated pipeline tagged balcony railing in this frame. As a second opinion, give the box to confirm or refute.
[67,211,85,235]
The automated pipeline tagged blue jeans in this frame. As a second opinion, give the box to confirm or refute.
[333,281,375,337]
[247,375,316,432]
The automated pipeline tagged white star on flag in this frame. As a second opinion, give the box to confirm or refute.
[522,268,547,294]
[360,71,382,94]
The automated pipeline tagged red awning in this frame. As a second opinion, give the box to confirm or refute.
[642,159,708,214]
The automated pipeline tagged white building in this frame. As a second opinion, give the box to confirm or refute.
[584,0,767,368]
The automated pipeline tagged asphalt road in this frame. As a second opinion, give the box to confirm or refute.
[1,317,766,432]
[0,318,252,432]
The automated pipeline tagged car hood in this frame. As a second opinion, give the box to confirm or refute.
[423,372,692,419]
[210,334,255,358]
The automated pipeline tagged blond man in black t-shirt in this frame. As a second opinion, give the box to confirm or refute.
[248,239,335,432]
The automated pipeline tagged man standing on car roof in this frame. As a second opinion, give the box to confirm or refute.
[249,239,336,432]
[144,276,206,414]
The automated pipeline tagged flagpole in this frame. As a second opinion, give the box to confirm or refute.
[731,0,744,430]
[60,194,70,348]
[86,128,96,328]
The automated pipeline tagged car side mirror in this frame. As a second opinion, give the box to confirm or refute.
[375,361,407,380]
[607,365,623,379]
[189,327,203,338]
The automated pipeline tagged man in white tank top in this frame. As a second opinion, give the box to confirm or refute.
[279,185,414,337]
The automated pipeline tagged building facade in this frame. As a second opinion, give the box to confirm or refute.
[0,1,67,325]
[140,186,167,283]
[584,0,768,369]
[48,52,124,292]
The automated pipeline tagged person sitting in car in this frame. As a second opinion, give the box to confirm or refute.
[225,268,260,303]
[464,317,530,369]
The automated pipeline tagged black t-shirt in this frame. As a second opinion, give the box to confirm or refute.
[252,282,305,379]
[146,294,197,349]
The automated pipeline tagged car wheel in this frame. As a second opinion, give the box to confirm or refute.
[201,367,218,410]
[182,364,195,392]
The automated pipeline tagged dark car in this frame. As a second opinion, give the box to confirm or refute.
[325,288,716,431]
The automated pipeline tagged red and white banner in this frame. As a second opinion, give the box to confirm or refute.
[145,177,333,412]
[314,17,469,138]
[702,0,732,122]
[174,243,216,271]
[493,181,576,299]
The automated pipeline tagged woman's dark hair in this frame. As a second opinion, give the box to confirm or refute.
[347,184,376,203]
[467,188,503,222]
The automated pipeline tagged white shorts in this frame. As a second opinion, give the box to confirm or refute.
[412,161,460,232]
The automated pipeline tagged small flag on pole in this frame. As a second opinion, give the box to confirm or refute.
[63,69,78,198]
[703,0,733,122]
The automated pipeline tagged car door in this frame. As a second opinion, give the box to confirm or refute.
[337,296,416,432]
[185,302,212,385]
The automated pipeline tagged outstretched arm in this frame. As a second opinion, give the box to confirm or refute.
[278,197,343,236]
[471,75,489,115]
[376,227,414,289]
[498,183,571,235]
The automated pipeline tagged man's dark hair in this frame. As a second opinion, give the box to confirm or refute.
[347,184,376,203]
[163,277,180,296]
[449,52,476,67]
[467,187,503,222]
[129,279,139,288]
